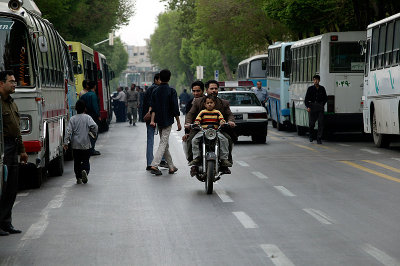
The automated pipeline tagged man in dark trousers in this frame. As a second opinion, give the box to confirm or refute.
[80,80,101,155]
[0,70,28,236]
[305,74,327,144]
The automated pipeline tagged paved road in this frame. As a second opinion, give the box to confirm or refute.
[1,119,400,265]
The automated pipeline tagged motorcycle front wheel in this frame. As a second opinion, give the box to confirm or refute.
[205,160,215,194]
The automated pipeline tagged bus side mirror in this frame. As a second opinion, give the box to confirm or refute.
[38,36,48,53]
[358,40,366,55]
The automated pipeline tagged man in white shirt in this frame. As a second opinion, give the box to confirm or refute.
[113,87,127,122]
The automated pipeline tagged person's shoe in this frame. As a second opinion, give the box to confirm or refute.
[81,170,88,184]
[188,157,201,166]
[129,120,132,125]
[146,166,152,171]
[150,167,162,176]
[91,150,101,156]
[168,167,178,174]
[159,160,169,168]
[76,178,83,184]
[220,166,231,175]
[2,226,21,234]
[220,159,232,167]
[317,138,322,144]
[0,228,9,236]
[132,122,136,126]
[190,166,199,177]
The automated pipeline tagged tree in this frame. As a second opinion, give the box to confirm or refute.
[35,0,135,46]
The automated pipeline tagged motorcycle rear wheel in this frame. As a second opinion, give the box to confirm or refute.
[205,160,215,194]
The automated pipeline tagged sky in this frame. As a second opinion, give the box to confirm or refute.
[117,0,167,46]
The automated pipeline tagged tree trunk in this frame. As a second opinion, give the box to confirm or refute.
[220,52,233,80]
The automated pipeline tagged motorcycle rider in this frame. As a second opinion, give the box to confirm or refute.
[189,94,231,167]
[185,80,236,174]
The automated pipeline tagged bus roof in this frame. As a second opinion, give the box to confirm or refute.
[268,41,295,50]
[66,41,93,54]
[238,54,268,65]
[291,32,366,49]
[291,35,323,49]
[368,12,400,29]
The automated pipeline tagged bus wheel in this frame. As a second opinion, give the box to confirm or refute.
[31,167,43,189]
[48,152,64,177]
[372,110,390,148]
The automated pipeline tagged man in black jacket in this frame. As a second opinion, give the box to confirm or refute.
[305,75,327,144]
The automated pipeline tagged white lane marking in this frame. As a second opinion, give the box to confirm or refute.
[215,189,234,202]
[252,171,268,179]
[22,188,68,240]
[95,145,104,148]
[360,148,381,155]
[363,244,400,266]
[233,212,258,228]
[303,208,335,225]
[17,192,29,197]
[391,158,400,162]
[236,160,249,167]
[338,144,351,147]
[260,244,295,266]
[13,201,20,207]
[274,186,296,197]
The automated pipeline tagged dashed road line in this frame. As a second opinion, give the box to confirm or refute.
[291,143,318,152]
[363,160,400,173]
[17,192,29,197]
[360,148,381,155]
[338,143,351,147]
[363,244,400,266]
[274,186,296,197]
[268,131,284,137]
[13,201,20,207]
[252,171,269,180]
[303,208,335,224]
[340,161,400,184]
[391,158,400,162]
[233,212,258,228]
[260,244,295,266]
[236,160,249,167]
[311,144,337,152]
[215,189,234,202]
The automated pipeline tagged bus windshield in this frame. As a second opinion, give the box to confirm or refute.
[249,59,268,78]
[0,17,34,87]
[329,42,364,73]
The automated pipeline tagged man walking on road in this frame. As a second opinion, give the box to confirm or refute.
[126,83,138,126]
[149,69,182,175]
[253,81,268,107]
[305,74,327,144]
[0,70,28,236]
[80,80,101,155]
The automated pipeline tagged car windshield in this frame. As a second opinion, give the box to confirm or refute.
[219,93,261,106]
[0,17,35,87]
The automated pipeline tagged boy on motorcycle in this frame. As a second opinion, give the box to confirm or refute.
[189,95,232,167]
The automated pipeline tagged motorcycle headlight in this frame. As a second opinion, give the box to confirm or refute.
[205,128,217,140]
[20,115,32,134]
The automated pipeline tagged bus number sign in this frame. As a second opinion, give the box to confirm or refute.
[336,80,351,87]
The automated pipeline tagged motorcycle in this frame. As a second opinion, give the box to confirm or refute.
[180,102,187,115]
[190,123,230,194]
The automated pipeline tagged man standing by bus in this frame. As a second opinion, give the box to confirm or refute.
[0,70,28,236]
[305,75,327,144]
[252,81,268,107]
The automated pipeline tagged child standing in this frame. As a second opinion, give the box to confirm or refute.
[189,95,231,167]
[64,100,98,184]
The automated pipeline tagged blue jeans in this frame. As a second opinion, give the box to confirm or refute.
[146,123,155,166]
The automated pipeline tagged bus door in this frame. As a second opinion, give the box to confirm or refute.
[0,100,4,197]
[330,42,364,113]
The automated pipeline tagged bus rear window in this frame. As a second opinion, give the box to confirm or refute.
[249,59,268,78]
[329,42,364,73]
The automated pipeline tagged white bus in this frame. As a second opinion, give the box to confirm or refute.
[289,32,365,136]
[363,13,400,147]
[267,42,294,130]
[0,0,77,188]
[237,54,268,87]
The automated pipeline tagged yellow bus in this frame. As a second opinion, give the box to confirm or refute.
[66,41,97,96]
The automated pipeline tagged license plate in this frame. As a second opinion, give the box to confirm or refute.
[234,114,243,120]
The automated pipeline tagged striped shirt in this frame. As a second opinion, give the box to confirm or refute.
[195,109,225,129]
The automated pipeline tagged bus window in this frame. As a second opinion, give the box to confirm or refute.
[365,39,370,77]
[249,59,267,78]
[385,21,394,66]
[329,42,364,73]
[378,24,387,68]
[0,18,34,86]
[371,27,379,69]
[393,20,400,64]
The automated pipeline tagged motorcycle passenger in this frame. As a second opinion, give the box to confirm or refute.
[185,80,236,173]
[189,95,231,167]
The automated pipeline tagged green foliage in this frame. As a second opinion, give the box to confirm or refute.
[35,0,134,46]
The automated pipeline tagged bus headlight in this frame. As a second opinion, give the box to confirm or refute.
[8,0,23,11]
[20,115,32,134]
